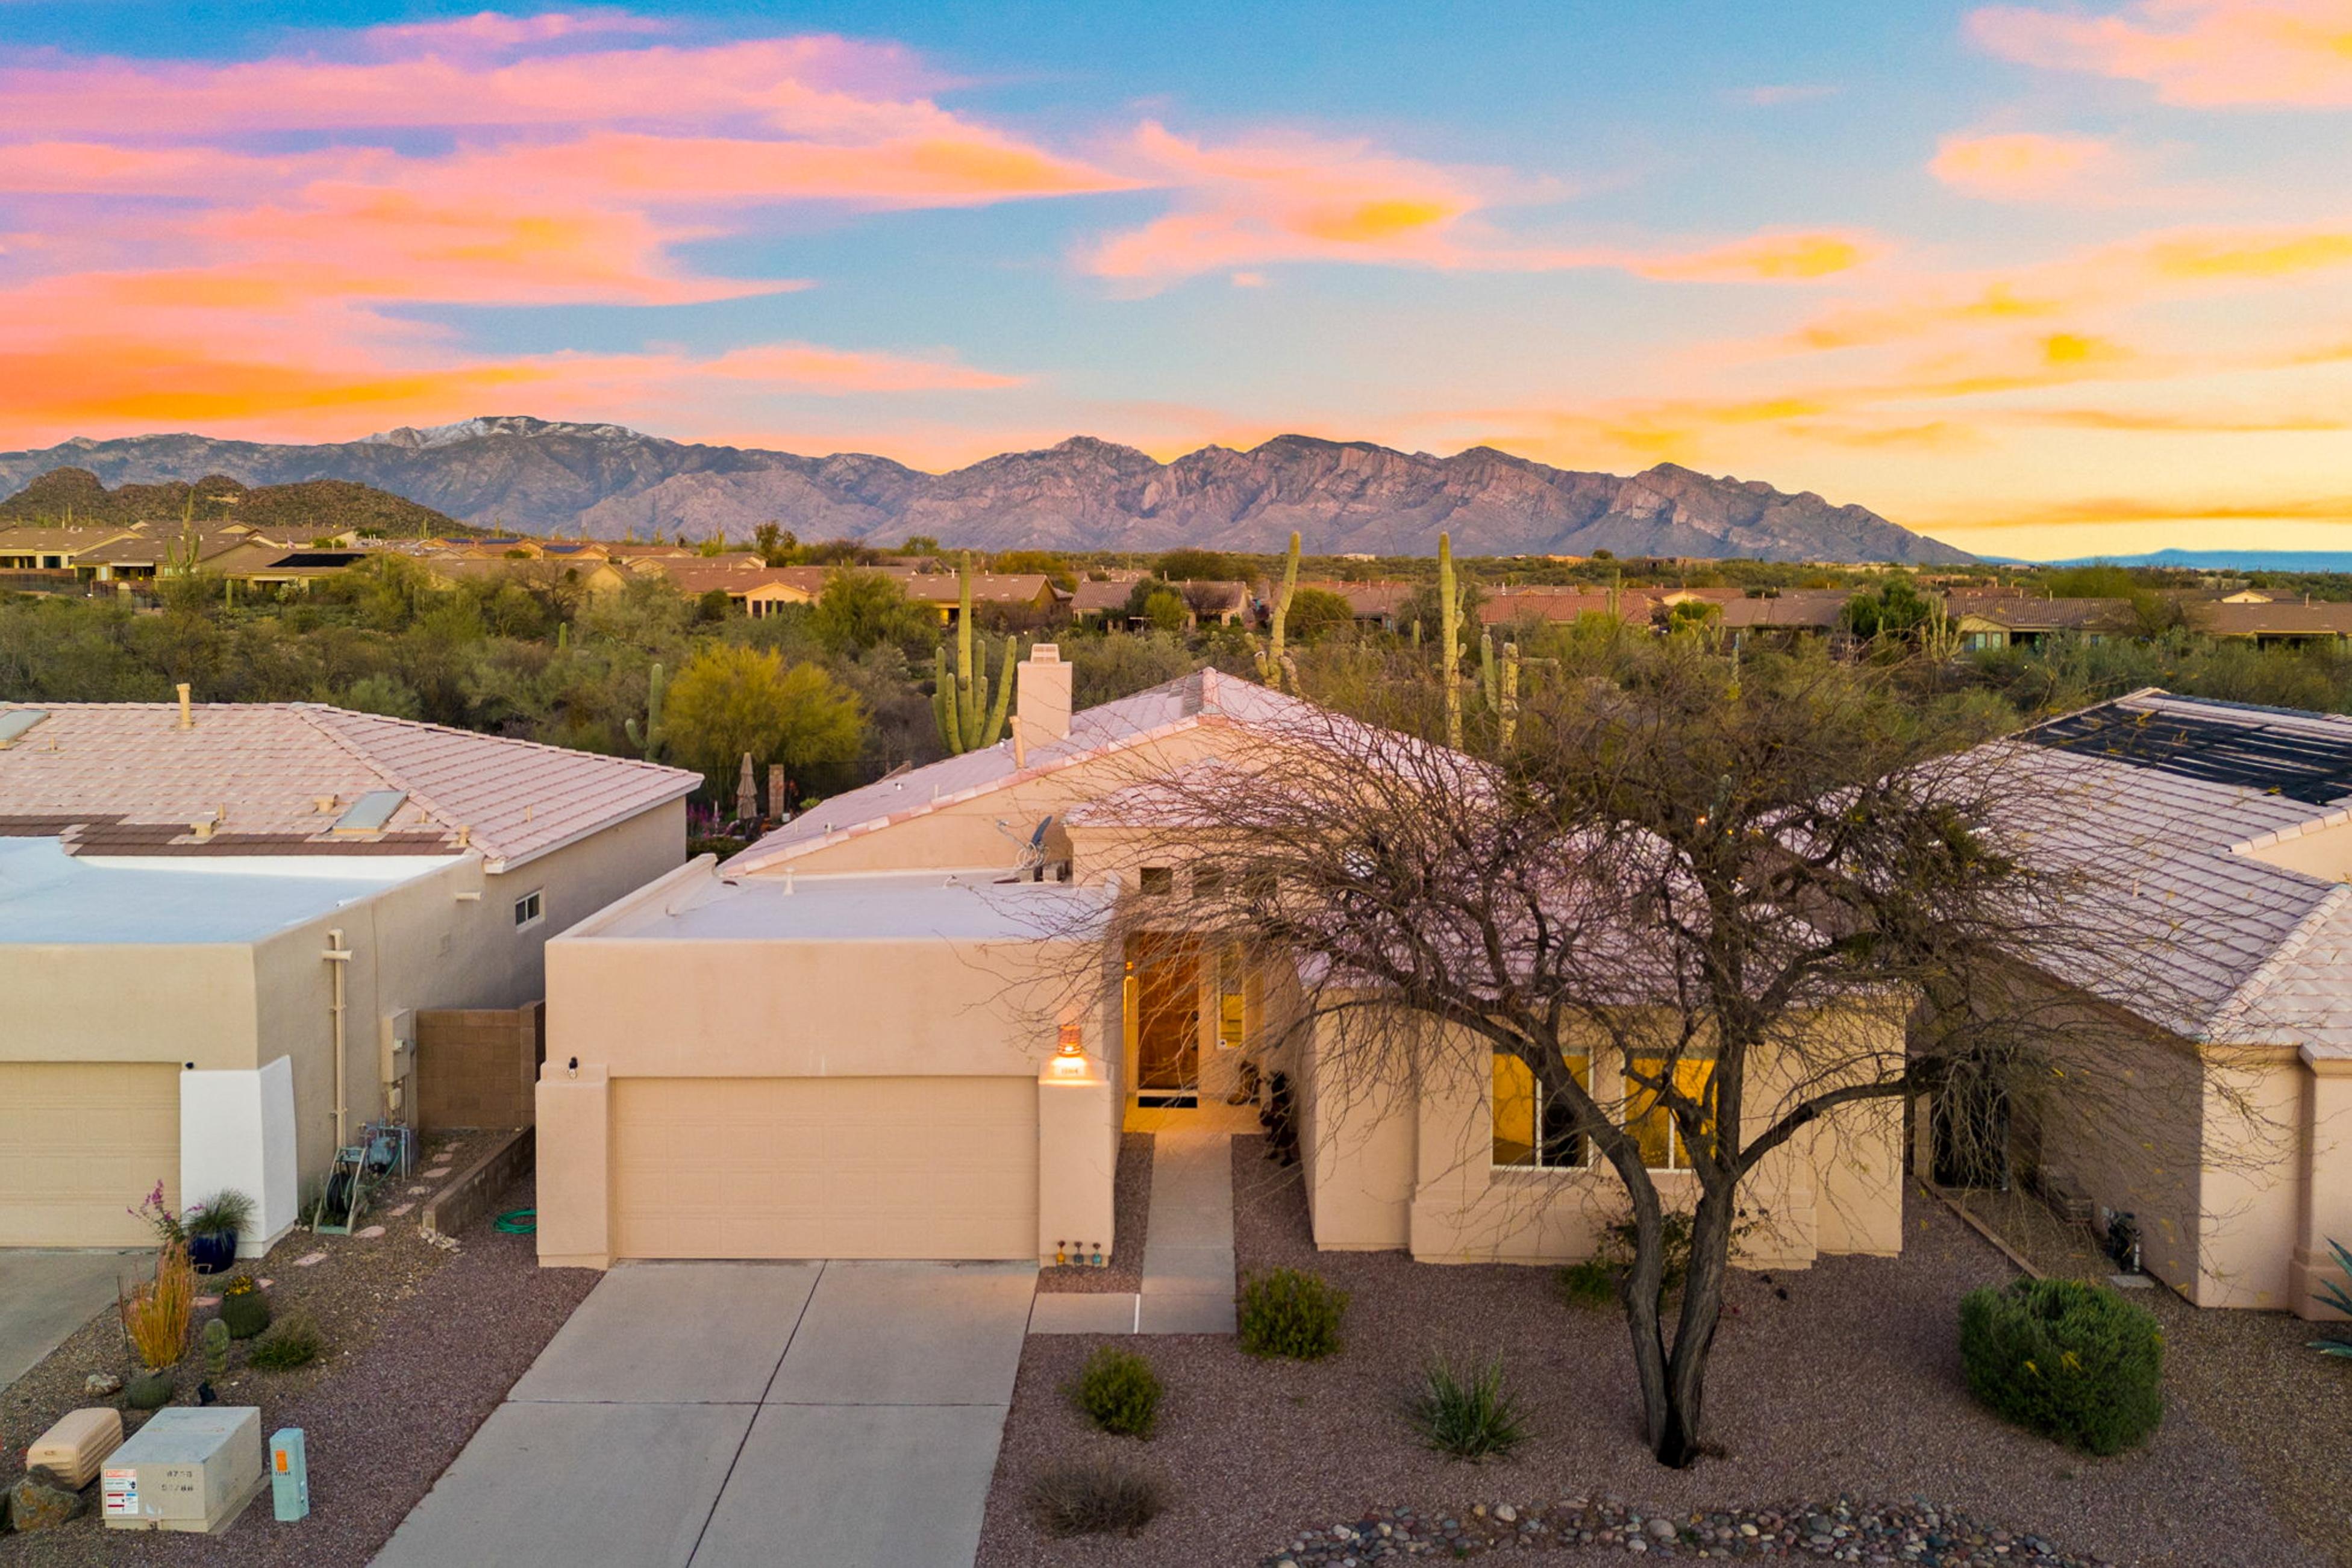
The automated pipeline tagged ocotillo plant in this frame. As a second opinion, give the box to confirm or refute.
[933,554,1015,754]
[625,662,666,760]
[1438,532,1462,750]
[1256,529,1302,692]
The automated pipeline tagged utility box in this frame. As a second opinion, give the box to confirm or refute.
[269,1428,310,1522]
[102,1407,264,1534]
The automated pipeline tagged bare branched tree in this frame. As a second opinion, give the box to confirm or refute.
[1046,646,2215,1469]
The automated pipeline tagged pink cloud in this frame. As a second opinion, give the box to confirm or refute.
[1969,0,2352,107]
[1930,131,2120,199]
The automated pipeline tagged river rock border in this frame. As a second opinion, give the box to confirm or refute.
[1261,1496,2107,1566]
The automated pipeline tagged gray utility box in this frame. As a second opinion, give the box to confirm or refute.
[102,1407,265,1534]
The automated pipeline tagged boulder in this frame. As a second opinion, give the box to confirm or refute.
[8,1466,87,1532]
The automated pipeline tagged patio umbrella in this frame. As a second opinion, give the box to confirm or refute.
[736,752,758,825]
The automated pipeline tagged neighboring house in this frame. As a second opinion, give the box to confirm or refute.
[1983,692,2352,1319]
[1953,596,2139,651]
[0,700,698,1253]
[0,525,139,571]
[1720,590,1853,643]
[1075,578,1253,627]
[419,554,634,597]
[1478,588,1654,628]
[1286,579,1415,629]
[2193,600,2352,648]
[650,564,824,617]
[884,569,1067,623]
[537,651,1906,1275]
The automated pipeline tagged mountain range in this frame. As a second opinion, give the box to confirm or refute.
[0,416,1971,563]
[0,466,466,537]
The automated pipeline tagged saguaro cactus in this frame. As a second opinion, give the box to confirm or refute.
[625,662,666,760]
[1256,529,1302,692]
[933,554,1015,754]
[1438,532,1462,750]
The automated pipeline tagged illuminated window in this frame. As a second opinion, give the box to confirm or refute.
[1625,1055,1716,1171]
[1492,1050,1591,1169]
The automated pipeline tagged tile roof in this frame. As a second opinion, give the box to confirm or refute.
[2194,601,2352,637]
[1956,596,2139,633]
[2007,690,2352,1058]
[0,702,699,871]
[1480,589,1652,625]
[1719,591,1852,629]
[726,667,1318,873]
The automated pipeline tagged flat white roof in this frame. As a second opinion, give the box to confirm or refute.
[583,866,1113,945]
[0,837,445,945]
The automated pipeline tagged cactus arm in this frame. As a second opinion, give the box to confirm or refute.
[980,637,1017,748]
[1501,640,1519,752]
[1478,628,1498,711]
[1439,532,1462,749]
[627,661,666,759]
[934,645,964,752]
[955,552,979,743]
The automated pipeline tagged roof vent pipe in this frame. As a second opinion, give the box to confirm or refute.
[176,683,192,729]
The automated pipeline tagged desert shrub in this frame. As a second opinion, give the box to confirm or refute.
[1556,1257,1616,1309]
[1237,1267,1349,1360]
[1027,1459,1166,1537]
[120,1240,195,1371]
[2310,1238,2352,1360]
[1071,1346,1162,1437]
[248,1308,325,1371]
[1408,1353,1531,1461]
[1959,1278,2163,1455]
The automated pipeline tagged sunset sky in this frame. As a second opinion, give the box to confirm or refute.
[1,1,2348,558]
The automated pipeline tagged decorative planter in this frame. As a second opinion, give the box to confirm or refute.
[124,1370,175,1410]
[220,1287,271,1340]
[189,1232,237,1275]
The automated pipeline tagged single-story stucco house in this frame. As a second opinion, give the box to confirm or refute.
[536,647,1909,1275]
[0,697,698,1253]
[1984,691,2352,1320]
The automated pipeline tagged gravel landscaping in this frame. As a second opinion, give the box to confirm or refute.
[0,1164,596,1563]
[1037,1131,1154,1294]
[1949,1188,2352,1567]
[976,1134,2327,1568]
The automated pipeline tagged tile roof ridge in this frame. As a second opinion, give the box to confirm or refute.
[285,705,461,840]
[2207,879,2352,1042]
[300,702,693,778]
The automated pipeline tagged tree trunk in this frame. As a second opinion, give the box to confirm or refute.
[1606,1151,1674,1454]
[1654,1173,1738,1467]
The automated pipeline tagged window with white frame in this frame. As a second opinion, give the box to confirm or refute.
[513,889,545,929]
[1624,1054,1717,1171]
[1492,1049,1591,1169]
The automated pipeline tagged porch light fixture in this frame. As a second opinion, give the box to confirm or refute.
[1049,1023,1088,1078]
[1057,1023,1083,1057]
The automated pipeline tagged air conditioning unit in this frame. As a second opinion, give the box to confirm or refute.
[102,1407,264,1534]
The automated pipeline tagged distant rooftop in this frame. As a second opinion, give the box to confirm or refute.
[0,701,699,870]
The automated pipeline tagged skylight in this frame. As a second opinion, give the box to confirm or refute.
[0,709,49,748]
[331,789,408,834]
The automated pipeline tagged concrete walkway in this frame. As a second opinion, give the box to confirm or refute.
[375,1259,1035,1568]
[0,1249,144,1387]
[1030,1111,1240,1335]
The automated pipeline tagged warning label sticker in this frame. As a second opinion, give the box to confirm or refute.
[101,1470,137,1516]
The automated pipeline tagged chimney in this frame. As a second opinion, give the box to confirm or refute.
[1015,643,1072,755]
[175,683,192,729]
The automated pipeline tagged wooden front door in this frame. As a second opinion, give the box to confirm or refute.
[1130,933,1201,1090]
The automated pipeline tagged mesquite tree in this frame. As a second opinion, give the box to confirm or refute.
[1079,648,2184,1467]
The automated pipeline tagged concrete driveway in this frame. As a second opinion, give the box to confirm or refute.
[375,1259,1036,1568]
[0,1249,144,1387]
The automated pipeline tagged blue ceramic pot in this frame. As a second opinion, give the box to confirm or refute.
[189,1232,237,1275]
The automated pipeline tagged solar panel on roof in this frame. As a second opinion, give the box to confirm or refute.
[2027,703,2352,805]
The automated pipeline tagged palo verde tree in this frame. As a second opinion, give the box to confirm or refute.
[1069,645,2186,1467]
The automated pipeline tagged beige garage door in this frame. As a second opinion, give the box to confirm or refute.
[0,1063,180,1248]
[612,1076,1037,1260]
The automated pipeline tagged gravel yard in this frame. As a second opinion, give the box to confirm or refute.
[976,1134,2330,1568]
[1037,1131,1154,1294]
[0,1163,596,1564]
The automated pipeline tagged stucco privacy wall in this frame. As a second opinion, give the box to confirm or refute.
[1296,1003,1907,1269]
[2291,1055,2352,1320]
[538,861,1121,1269]
[179,1057,298,1257]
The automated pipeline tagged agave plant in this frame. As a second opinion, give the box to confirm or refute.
[2312,1239,2352,1359]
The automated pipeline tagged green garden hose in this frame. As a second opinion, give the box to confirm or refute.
[493,1208,537,1234]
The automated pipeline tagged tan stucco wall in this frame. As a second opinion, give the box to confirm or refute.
[2288,1055,2352,1321]
[0,800,685,1201]
[1295,1001,1907,1268]
[2194,1047,2307,1309]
